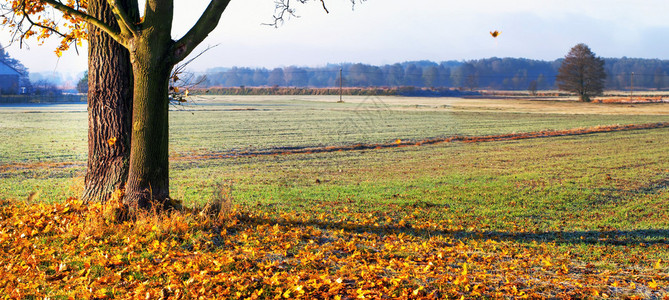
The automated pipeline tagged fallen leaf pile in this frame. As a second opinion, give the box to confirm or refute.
[1,198,667,299]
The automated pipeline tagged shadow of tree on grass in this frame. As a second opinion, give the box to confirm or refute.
[236,213,669,246]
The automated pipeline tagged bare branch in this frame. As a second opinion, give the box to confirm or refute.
[264,0,303,27]
[320,0,329,14]
[172,44,219,77]
[169,45,217,105]
[265,0,365,27]
[171,0,231,65]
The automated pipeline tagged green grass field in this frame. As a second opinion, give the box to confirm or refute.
[1,96,668,298]
[1,96,668,226]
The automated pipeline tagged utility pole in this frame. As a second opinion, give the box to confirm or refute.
[630,72,634,101]
[338,68,344,103]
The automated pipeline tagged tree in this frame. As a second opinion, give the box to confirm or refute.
[386,63,404,87]
[268,68,286,87]
[653,67,665,90]
[81,0,134,204]
[33,79,60,95]
[285,66,308,87]
[76,71,88,94]
[422,66,438,88]
[527,80,537,96]
[224,67,242,87]
[5,0,360,209]
[252,69,268,86]
[403,64,423,86]
[461,62,478,91]
[556,43,606,102]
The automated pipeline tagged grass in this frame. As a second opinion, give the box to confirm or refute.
[1,96,667,164]
[0,96,668,298]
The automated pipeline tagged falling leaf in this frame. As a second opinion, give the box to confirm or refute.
[490,30,501,38]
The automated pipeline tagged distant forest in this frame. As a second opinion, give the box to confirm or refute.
[200,57,669,91]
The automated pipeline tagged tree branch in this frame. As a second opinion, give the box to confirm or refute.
[320,0,329,13]
[265,0,365,27]
[105,0,138,36]
[264,0,303,27]
[170,0,231,64]
[21,5,66,38]
[40,0,127,46]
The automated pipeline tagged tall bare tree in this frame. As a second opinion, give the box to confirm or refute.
[556,43,606,102]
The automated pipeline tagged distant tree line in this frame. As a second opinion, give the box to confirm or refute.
[200,57,669,91]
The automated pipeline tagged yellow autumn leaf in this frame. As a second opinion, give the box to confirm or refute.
[542,259,552,267]
[107,137,117,146]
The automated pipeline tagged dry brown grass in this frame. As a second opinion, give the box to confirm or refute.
[593,96,669,104]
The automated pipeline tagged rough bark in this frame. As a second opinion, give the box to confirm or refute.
[124,30,174,208]
[83,0,229,209]
[81,0,133,203]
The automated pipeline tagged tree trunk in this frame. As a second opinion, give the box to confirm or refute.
[124,41,173,209]
[81,0,133,204]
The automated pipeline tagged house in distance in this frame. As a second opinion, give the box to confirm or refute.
[0,60,21,94]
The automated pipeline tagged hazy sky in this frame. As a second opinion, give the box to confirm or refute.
[2,0,669,74]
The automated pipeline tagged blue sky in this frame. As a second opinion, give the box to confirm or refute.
[2,0,669,74]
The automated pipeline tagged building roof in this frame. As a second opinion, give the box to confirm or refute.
[0,60,20,76]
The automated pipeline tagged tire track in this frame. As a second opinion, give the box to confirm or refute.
[175,122,669,160]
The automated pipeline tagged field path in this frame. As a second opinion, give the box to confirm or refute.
[174,122,669,160]
[2,122,667,173]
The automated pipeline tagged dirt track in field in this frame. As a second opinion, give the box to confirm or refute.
[174,122,669,160]
[2,122,667,172]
